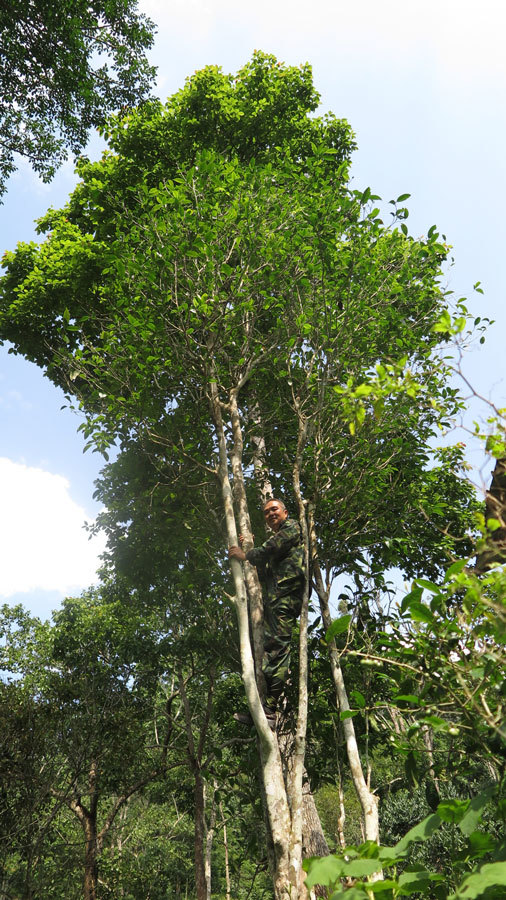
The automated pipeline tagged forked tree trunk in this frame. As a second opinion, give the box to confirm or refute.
[210,379,310,898]
[210,383,294,898]
[250,397,330,884]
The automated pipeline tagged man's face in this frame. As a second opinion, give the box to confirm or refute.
[264,501,288,532]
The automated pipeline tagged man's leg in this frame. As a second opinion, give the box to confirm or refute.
[262,595,297,713]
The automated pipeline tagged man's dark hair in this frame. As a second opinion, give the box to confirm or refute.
[263,498,286,511]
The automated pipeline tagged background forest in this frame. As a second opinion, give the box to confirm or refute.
[0,3,505,900]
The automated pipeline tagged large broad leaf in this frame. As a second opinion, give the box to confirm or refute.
[405,600,435,625]
[304,855,345,889]
[450,861,506,899]
[437,798,470,825]
[325,615,352,641]
[304,854,381,889]
[329,890,370,900]
[394,813,442,855]
[458,786,496,836]
[398,869,434,895]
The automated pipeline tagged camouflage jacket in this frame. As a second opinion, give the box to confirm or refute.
[245,518,305,601]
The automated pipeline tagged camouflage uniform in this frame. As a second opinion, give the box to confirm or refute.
[245,518,305,709]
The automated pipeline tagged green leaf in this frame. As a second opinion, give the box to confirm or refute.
[450,861,506,899]
[437,798,470,825]
[304,855,381,890]
[325,615,352,641]
[354,383,373,397]
[445,559,468,580]
[400,586,423,612]
[394,813,441,854]
[350,689,366,708]
[415,578,441,594]
[397,193,411,202]
[458,787,496,836]
[398,869,433,894]
[303,854,344,889]
[393,694,420,705]
[329,890,369,900]
[466,831,497,858]
[405,601,435,625]
[340,709,359,720]
[486,518,502,532]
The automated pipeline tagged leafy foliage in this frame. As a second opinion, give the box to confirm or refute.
[0,0,155,194]
[0,53,498,898]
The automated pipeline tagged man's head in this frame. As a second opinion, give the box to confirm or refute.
[263,498,288,532]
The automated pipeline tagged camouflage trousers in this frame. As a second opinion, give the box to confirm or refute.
[262,591,303,711]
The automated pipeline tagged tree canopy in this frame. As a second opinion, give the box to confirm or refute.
[0,0,156,195]
[0,53,501,900]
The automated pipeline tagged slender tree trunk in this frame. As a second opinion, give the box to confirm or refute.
[209,379,296,899]
[204,782,217,900]
[309,510,380,845]
[178,669,214,900]
[230,392,266,695]
[194,773,207,900]
[249,394,330,885]
[220,801,231,900]
[289,410,311,895]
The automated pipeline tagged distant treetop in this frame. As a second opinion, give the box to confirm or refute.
[0,0,156,196]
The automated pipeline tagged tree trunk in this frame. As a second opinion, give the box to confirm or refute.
[220,801,231,900]
[83,816,99,900]
[302,779,330,858]
[476,456,506,571]
[248,393,330,889]
[177,669,214,900]
[229,393,266,695]
[309,511,380,845]
[204,782,217,900]
[194,772,207,900]
[68,760,100,900]
[210,380,298,899]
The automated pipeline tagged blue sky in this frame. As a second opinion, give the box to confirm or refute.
[1,0,504,620]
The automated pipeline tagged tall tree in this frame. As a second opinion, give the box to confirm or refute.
[0,54,477,897]
[0,0,155,195]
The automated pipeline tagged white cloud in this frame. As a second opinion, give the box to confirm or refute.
[0,458,106,598]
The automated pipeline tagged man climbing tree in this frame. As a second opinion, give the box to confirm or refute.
[229,498,305,725]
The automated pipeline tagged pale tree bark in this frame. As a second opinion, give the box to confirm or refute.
[249,394,330,891]
[308,508,380,846]
[210,379,295,899]
[230,390,266,696]
[289,409,311,897]
[204,782,217,900]
[219,800,232,900]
